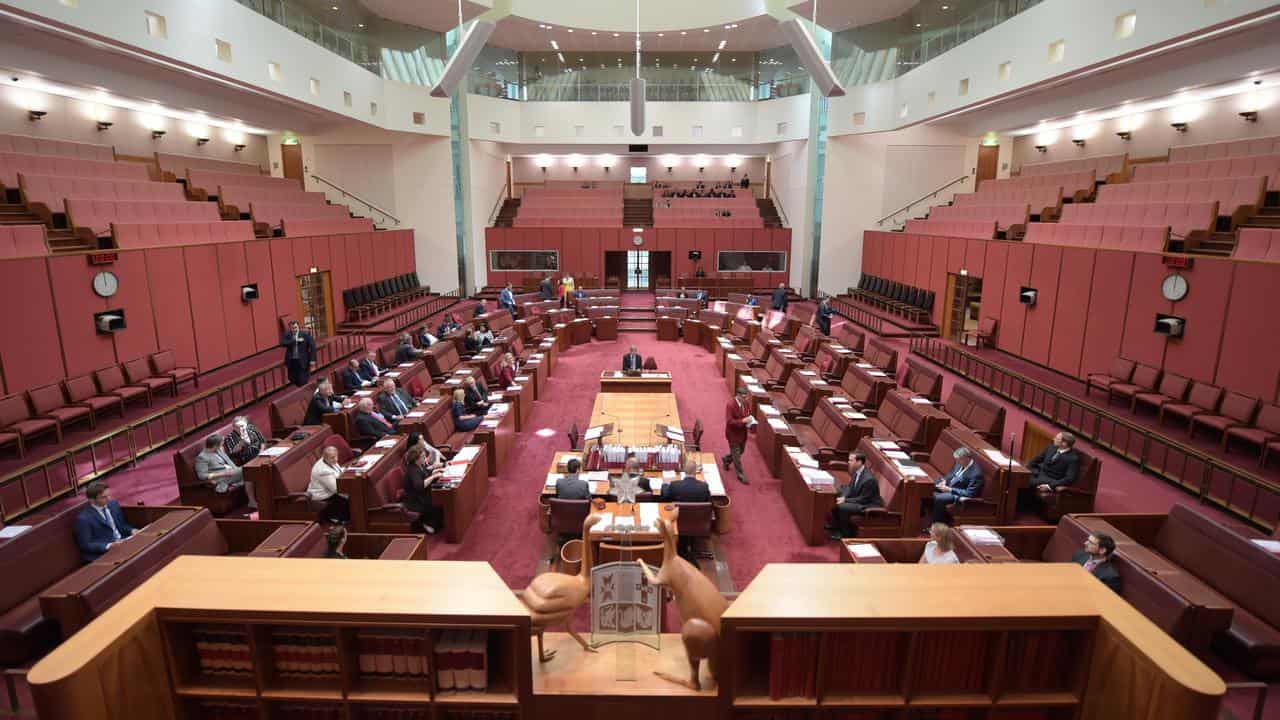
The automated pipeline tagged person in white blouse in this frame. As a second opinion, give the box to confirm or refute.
[919,522,960,565]
[307,445,348,523]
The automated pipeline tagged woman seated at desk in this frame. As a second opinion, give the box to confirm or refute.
[920,523,960,565]
[402,447,444,535]
[451,388,483,432]
[496,353,518,389]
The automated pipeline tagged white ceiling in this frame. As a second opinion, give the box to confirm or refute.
[357,0,490,32]
[488,13,784,53]
[786,0,920,32]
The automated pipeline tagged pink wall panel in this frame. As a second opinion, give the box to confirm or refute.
[358,234,375,283]
[292,237,314,277]
[0,258,64,393]
[579,229,600,278]
[108,251,159,364]
[977,242,1009,330]
[1046,248,1095,378]
[561,228,581,277]
[244,240,280,352]
[1119,253,1170,368]
[343,235,364,286]
[903,234,920,288]
[144,248,198,370]
[1162,258,1232,384]
[372,235,391,280]
[927,242,948,326]
[47,255,113,377]
[964,239,987,277]
[891,236,907,282]
[269,238,295,318]
[216,243,257,362]
[1078,250,1135,379]
[1216,262,1280,402]
[865,233,883,277]
[183,245,231,371]
[311,236,331,274]
[915,236,935,288]
[1020,245,1063,366]
[996,243,1034,356]
[947,237,966,275]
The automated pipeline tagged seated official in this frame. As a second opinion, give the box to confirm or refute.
[195,433,254,508]
[463,329,485,356]
[437,313,462,338]
[304,379,344,425]
[376,378,416,427]
[324,525,348,559]
[462,375,490,415]
[622,345,643,372]
[661,458,712,503]
[307,445,349,524]
[451,388,483,432]
[395,333,424,363]
[341,358,373,391]
[353,397,394,440]
[827,451,882,539]
[223,415,266,466]
[358,351,383,380]
[74,482,136,563]
[1028,432,1080,492]
[418,327,438,348]
[1074,533,1121,593]
[926,447,984,525]
[555,458,591,499]
[403,447,444,534]
[919,523,960,564]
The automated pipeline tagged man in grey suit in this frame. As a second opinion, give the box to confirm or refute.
[194,433,255,509]
[555,458,591,499]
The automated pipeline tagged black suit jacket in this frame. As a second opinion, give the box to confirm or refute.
[622,353,643,371]
[1073,550,1122,593]
[661,477,711,503]
[1028,447,1080,488]
[837,468,883,512]
[340,368,367,392]
[281,331,316,365]
[303,393,342,426]
[377,389,415,420]
[463,385,489,414]
[555,474,591,500]
[358,359,381,379]
[395,345,419,364]
[354,411,392,440]
[772,288,788,310]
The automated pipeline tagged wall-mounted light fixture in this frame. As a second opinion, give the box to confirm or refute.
[27,110,47,121]
[1115,131,1132,140]
[233,143,247,151]
[1072,138,1086,147]
[151,130,167,139]
[534,153,552,173]
[567,154,584,172]
[694,154,708,172]
[95,121,113,131]
[195,137,211,145]
[1034,145,1048,153]
[1170,122,1188,133]
[1240,111,1259,123]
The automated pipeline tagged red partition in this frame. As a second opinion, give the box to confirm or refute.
[0,258,64,393]
[47,255,114,378]
[964,238,987,277]
[145,247,199,370]
[1163,257,1231,384]
[1047,247,1095,378]
[184,245,231,371]
[1020,244,1062,366]
[109,251,159,364]
[292,237,314,277]
[1119,253,1169,368]
[245,240,280,352]
[996,243,1034,356]
[978,242,1009,332]
[217,243,257,362]
[1216,262,1280,401]
[928,241,948,326]
[1078,250,1134,380]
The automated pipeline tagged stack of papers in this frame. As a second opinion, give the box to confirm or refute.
[0,525,31,539]
[374,439,399,449]
[354,390,373,397]
[886,450,910,461]
[848,543,883,559]
[798,370,817,376]
[982,449,1020,467]
[800,467,835,487]
[641,372,667,378]
[259,446,290,457]
[868,370,889,378]
[727,353,742,361]
[443,463,468,479]
[1251,539,1280,553]
[398,363,415,368]
[544,473,560,490]
[962,527,1005,545]
[700,463,726,496]
[842,411,868,420]
[761,405,782,417]
[406,411,427,418]
[515,375,530,382]
[637,503,660,529]
[872,440,900,450]
[584,426,606,441]
[589,513,615,533]
[454,446,481,462]
[767,418,790,431]
[487,393,504,402]
[481,419,500,429]
[793,453,819,469]
[910,397,932,405]
[586,470,609,482]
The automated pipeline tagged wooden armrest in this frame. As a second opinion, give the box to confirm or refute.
[862,408,878,417]
[862,507,889,516]
[910,452,929,462]
[826,460,849,472]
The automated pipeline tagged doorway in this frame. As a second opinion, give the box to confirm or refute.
[629,166,647,184]
[976,144,998,190]
[626,250,650,290]
[942,272,983,341]
[604,251,627,290]
[281,143,304,186]
[297,271,334,339]
[648,251,672,290]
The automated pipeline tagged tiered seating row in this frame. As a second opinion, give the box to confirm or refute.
[904,218,995,239]
[219,185,326,217]
[341,272,431,321]
[928,203,1029,233]
[1096,176,1265,222]
[0,133,114,162]
[953,186,1061,218]
[0,152,148,188]
[1169,134,1280,163]
[1235,228,1280,261]
[1024,223,1168,252]
[19,173,184,221]
[1132,153,1280,190]
[515,187,623,227]
[1059,201,1216,240]
[250,202,352,233]
[1019,153,1127,180]
[68,198,220,238]
[186,169,301,199]
[979,170,1096,201]
[111,221,254,249]
[283,217,375,237]
[156,152,264,181]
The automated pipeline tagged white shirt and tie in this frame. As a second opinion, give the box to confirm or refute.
[97,504,122,541]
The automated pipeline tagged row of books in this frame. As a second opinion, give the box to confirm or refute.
[269,630,340,678]
[435,629,489,691]
[355,632,430,678]
[768,632,819,700]
[187,701,258,719]
[191,628,254,676]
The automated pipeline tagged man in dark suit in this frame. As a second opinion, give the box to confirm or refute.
[661,458,712,503]
[395,333,424,363]
[622,345,643,372]
[303,379,344,426]
[358,351,383,381]
[827,452,882,539]
[437,313,461,338]
[353,397,393,441]
[280,320,316,387]
[74,482,136,563]
[1073,533,1121,594]
[555,458,591,499]
[926,447,984,524]
[1022,431,1080,511]
[472,300,487,319]
[722,386,755,485]
[376,378,416,427]
[340,358,371,392]
[772,283,788,312]
[814,296,834,335]
[539,275,555,300]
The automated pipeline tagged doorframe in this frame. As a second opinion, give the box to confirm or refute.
[296,270,335,340]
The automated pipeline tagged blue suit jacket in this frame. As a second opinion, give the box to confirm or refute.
[358,359,381,379]
[74,501,136,563]
[938,462,984,499]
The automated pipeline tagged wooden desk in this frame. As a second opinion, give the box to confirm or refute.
[599,370,673,393]
[473,398,516,475]
[754,402,800,477]
[338,434,410,532]
[586,501,678,553]
[500,379,534,432]
[431,444,489,543]
[242,425,330,519]
[723,355,751,394]
[779,446,837,546]
[395,396,447,437]
[589,391,681,447]
[541,451,726,500]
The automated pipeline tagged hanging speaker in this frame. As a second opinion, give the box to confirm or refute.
[778,18,846,98]
[430,20,497,98]
[630,77,647,136]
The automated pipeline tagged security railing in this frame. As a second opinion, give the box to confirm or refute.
[828,296,886,336]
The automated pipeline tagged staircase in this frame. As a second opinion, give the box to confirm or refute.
[1243,205,1280,229]
[1189,231,1237,257]
[494,198,520,228]
[757,198,784,228]
[0,203,90,252]
[623,199,652,227]
[1187,196,1280,257]
[618,306,657,333]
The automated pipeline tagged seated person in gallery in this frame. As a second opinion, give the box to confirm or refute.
[358,351,384,380]
[622,345,644,372]
[1074,533,1121,594]
[451,388,483,432]
[418,326,438,348]
[473,300,487,319]
[304,379,344,425]
[919,523,960,564]
[475,321,495,347]
[341,358,373,391]
[222,415,266,466]
[74,482,136,563]
[826,451,881,539]
[555,458,591,499]
[660,458,711,503]
[353,397,394,440]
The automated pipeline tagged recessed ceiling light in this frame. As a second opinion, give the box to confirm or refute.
[658,33,664,37]
[567,28,573,32]
[723,25,731,29]
[680,31,686,35]
[941,4,949,9]
[703,28,710,32]
[915,23,922,28]
[613,32,620,36]
[330,4,338,9]
[591,31,597,35]
[356,23,364,28]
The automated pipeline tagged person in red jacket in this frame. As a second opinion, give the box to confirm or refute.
[496,352,518,389]
[723,386,756,484]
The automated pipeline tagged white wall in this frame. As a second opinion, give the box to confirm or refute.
[818,125,981,295]
[768,139,808,293]
[468,140,508,290]
[510,155,766,183]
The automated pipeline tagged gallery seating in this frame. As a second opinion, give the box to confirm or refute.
[1132,153,1280,191]
[156,151,264,182]
[1168,134,1280,163]
[1095,176,1266,225]
[186,169,301,199]
[341,273,430,321]
[912,427,1010,525]
[1224,403,1280,465]
[111,220,254,249]
[895,357,943,402]
[903,218,996,239]
[953,186,1063,219]
[1018,153,1127,181]
[25,383,94,433]
[0,224,48,257]
[67,198,220,238]
[1084,357,1136,397]
[1158,381,1225,432]
[0,133,114,162]
[148,350,198,392]
[0,393,62,456]
[1023,222,1170,252]
[1130,372,1191,416]
[1191,392,1260,447]
[978,171,1097,202]
[863,336,899,374]
[283,216,376,237]
[218,185,327,217]
[927,202,1029,233]
[835,363,895,411]
[1106,362,1162,406]
[18,173,184,222]
[61,374,126,424]
[851,275,934,325]
[0,151,148,188]
[250,201,352,233]
[1235,228,1280,261]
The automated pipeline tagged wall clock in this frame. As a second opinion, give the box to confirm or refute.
[632,235,644,247]
[1161,273,1188,302]
[92,271,119,298]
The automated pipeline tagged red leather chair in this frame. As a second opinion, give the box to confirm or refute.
[1159,381,1223,433]
[122,357,177,398]
[149,350,198,390]
[93,364,151,408]
[1224,403,1280,466]
[62,375,125,422]
[1085,358,1135,398]
[27,383,94,432]
[1192,392,1260,448]
[0,394,60,457]
[1107,363,1160,406]
[1131,372,1191,415]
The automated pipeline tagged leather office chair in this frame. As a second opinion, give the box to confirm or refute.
[567,423,581,451]
[1034,449,1102,522]
[643,357,658,370]
[688,419,704,451]
[674,502,715,560]
[548,499,591,541]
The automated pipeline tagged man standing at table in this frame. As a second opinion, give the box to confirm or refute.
[622,345,643,372]
[281,320,316,387]
[723,386,755,485]
[772,283,788,312]
[539,274,555,300]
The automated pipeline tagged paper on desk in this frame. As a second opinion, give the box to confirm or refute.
[510,385,523,392]
[800,468,835,486]
[587,470,609,482]
[374,439,398,449]
[487,393,504,402]
[647,477,663,492]
[662,470,677,480]
[456,369,474,375]
[798,370,817,376]
[259,446,289,457]
[490,403,510,414]
[590,513,614,532]
[406,411,426,418]
[872,440,899,449]
[445,379,462,385]
[531,353,544,359]
[811,379,828,386]
[982,449,1020,467]
[612,371,625,377]
[848,543,882,559]
[767,418,789,431]
[843,412,868,420]
[901,466,929,478]
[385,371,401,378]
[584,426,605,440]
[354,453,384,467]
[829,396,850,404]
[355,390,374,397]
[613,516,636,528]
[885,450,910,461]
[761,404,781,417]
[1252,539,1280,553]
[867,371,889,377]
[910,397,932,405]
[641,372,666,378]
[422,398,440,404]
[856,362,874,369]
[638,503,660,528]
[794,453,819,469]
[515,375,530,382]
[443,463,467,478]
[481,419,500,428]
[453,446,481,462]
[545,473,560,490]
[962,528,1005,545]
[700,464,726,496]
[0,526,30,539]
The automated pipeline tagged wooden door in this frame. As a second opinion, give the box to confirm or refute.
[976,144,999,190]
[941,273,968,341]
[604,251,627,291]
[281,143,304,186]
[649,251,672,290]
[297,271,333,339]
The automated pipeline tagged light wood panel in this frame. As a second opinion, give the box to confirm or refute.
[590,391,681,447]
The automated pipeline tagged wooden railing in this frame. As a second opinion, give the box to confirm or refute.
[375,290,465,334]
[829,296,886,335]
[0,333,366,523]
[909,336,1279,533]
